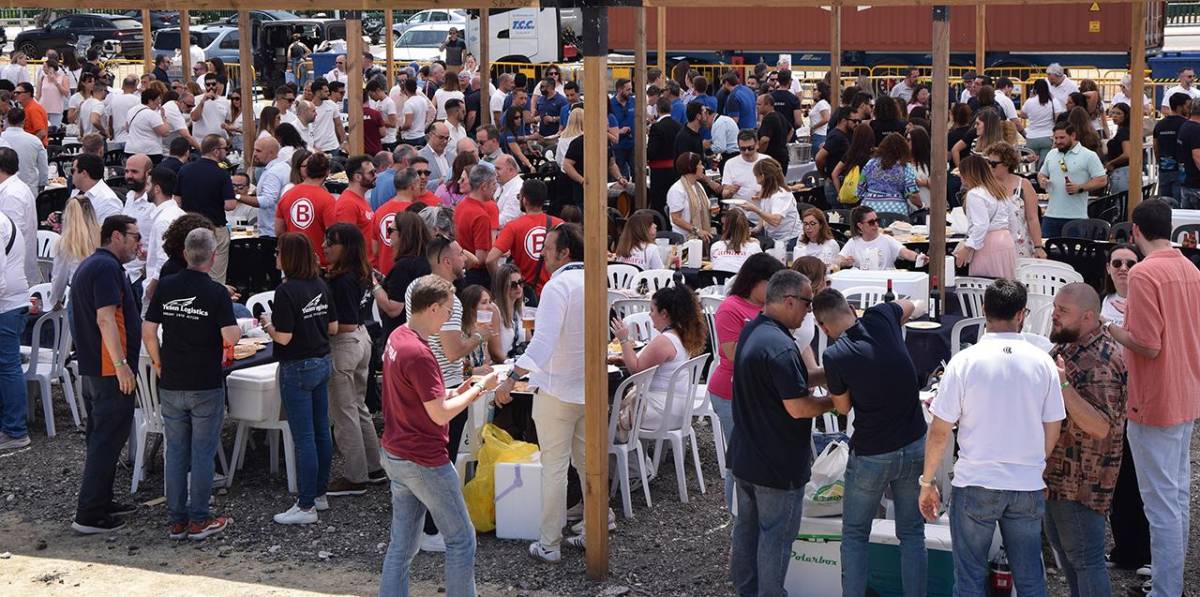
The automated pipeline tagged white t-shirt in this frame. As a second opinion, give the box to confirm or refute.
[401,95,429,141]
[760,189,801,242]
[709,238,761,273]
[78,97,105,137]
[616,243,664,270]
[433,89,465,120]
[108,91,140,143]
[794,238,840,266]
[721,154,765,225]
[1112,91,1150,110]
[0,63,28,87]
[124,105,166,155]
[838,234,905,271]
[1161,85,1200,108]
[1049,77,1079,108]
[930,332,1065,491]
[310,100,341,152]
[995,92,1019,121]
[369,96,399,144]
[192,96,230,139]
[809,99,831,136]
[1101,293,1126,327]
[1021,97,1065,139]
[490,90,509,117]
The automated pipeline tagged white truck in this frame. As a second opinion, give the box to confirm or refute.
[464,7,580,64]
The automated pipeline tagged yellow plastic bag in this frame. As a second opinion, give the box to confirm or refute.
[838,165,862,205]
[463,423,539,532]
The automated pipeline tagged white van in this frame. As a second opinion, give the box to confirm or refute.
[464,8,578,64]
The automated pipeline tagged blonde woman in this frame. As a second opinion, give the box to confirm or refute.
[49,197,100,309]
[555,108,583,167]
[954,154,1016,278]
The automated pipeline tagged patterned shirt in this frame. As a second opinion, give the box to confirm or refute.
[858,158,919,216]
[1045,327,1128,514]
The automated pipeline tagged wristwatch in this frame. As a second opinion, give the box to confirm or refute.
[112,358,128,368]
[917,475,935,488]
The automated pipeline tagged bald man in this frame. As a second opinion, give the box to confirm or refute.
[1044,282,1128,597]
[250,136,290,238]
[454,137,478,161]
[494,154,523,227]
[121,154,157,289]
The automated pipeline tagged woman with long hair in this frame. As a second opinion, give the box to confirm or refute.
[869,93,906,145]
[795,207,841,265]
[36,50,70,127]
[433,73,464,120]
[837,205,920,270]
[809,81,832,154]
[613,209,666,269]
[258,105,281,141]
[832,124,876,195]
[1020,79,1065,169]
[274,123,307,165]
[945,103,975,165]
[435,152,478,208]
[709,209,761,273]
[372,211,432,336]
[986,142,1045,259]
[609,284,707,430]
[952,109,1003,166]
[491,263,527,362]
[1068,106,1104,157]
[666,152,714,241]
[1105,103,1133,193]
[1079,78,1109,137]
[501,106,534,172]
[908,125,935,209]
[789,255,826,369]
[954,155,1017,278]
[321,223,383,495]
[556,108,584,167]
[857,132,920,215]
[206,58,228,91]
[49,197,100,308]
[741,158,801,249]
[907,85,931,115]
[263,233,336,525]
[65,72,95,126]
[459,284,504,372]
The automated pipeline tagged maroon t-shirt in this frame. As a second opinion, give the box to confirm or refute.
[381,325,449,466]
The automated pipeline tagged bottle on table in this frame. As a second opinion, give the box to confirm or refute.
[929,275,940,322]
[883,278,895,303]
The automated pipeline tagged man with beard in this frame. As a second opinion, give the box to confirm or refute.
[333,155,377,261]
[121,154,157,304]
[1043,282,1127,597]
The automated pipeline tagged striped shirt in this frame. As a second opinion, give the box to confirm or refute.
[404,286,464,388]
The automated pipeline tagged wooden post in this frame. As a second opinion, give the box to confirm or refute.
[929,6,950,304]
[580,5,610,581]
[141,9,153,73]
[385,9,395,89]
[830,5,842,93]
[1128,0,1147,217]
[656,7,666,74]
[238,10,255,171]
[480,9,491,127]
[634,8,648,209]
[975,5,986,75]
[180,10,191,79]
[346,13,365,155]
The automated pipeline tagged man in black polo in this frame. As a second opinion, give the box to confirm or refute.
[815,107,855,206]
[70,215,143,534]
[729,270,831,596]
[674,101,709,160]
[176,134,235,284]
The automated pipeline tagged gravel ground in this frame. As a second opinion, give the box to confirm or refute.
[1,390,1197,596]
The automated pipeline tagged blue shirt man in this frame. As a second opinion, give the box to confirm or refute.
[535,87,569,138]
[723,81,758,131]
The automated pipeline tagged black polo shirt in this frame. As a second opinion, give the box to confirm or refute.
[758,111,791,168]
[272,277,335,362]
[822,302,926,456]
[770,89,801,124]
[177,157,235,226]
[674,125,705,159]
[144,268,237,391]
[328,271,367,326]
[70,248,141,378]
[821,127,850,177]
[730,313,813,490]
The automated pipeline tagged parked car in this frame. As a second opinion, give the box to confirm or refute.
[202,10,300,28]
[393,9,467,36]
[152,26,239,64]
[256,19,348,97]
[122,10,179,31]
[393,23,454,63]
[14,13,145,59]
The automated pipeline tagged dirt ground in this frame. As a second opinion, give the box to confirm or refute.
[0,391,1197,596]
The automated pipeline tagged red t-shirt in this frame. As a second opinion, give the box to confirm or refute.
[382,325,450,466]
[275,183,337,265]
[334,189,374,259]
[494,212,561,293]
[414,191,440,207]
[362,106,384,155]
[454,196,493,268]
[369,198,412,275]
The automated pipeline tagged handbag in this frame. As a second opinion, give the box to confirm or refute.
[522,214,552,308]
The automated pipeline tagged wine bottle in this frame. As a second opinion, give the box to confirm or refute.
[883,278,895,303]
[930,274,940,322]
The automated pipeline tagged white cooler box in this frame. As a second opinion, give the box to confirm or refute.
[225,363,282,422]
[494,452,564,541]
[785,516,844,596]
[830,269,929,306]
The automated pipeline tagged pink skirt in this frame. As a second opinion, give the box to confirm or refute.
[969,229,1017,279]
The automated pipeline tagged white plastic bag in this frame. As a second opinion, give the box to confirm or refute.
[804,440,849,517]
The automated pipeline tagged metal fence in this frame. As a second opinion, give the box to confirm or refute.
[1167,1,1200,25]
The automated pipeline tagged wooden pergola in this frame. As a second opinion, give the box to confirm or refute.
[52,0,1152,582]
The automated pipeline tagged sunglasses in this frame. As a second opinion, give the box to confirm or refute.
[1059,158,1069,173]
[415,170,431,177]
[986,158,1003,166]
[1110,259,1137,269]
[783,294,813,306]
[863,218,879,226]
[738,145,756,152]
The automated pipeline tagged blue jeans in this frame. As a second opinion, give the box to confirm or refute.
[1109,166,1129,194]
[708,392,734,511]
[1026,136,1053,171]
[948,485,1047,597]
[1127,420,1194,597]
[1180,186,1200,210]
[0,306,28,439]
[1041,216,1073,239]
[811,133,825,156]
[1157,163,1182,201]
[841,437,927,597]
[160,388,226,524]
[1043,499,1111,597]
[280,356,333,509]
[379,452,477,597]
[613,146,633,178]
[730,477,806,597]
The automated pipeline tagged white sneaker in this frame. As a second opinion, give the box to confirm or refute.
[1136,564,1152,578]
[564,534,586,549]
[565,502,584,523]
[528,541,561,563]
[419,532,446,553]
[273,503,318,525]
[314,495,330,511]
[569,507,616,535]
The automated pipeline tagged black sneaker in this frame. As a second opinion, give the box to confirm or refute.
[367,469,388,485]
[72,516,127,534]
[325,477,368,496]
[106,502,138,517]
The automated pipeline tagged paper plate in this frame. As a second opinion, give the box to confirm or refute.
[721,199,746,206]
[905,321,942,330]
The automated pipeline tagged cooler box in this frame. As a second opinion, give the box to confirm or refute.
[830,269,930,306]
[867,519,955,597]
[226,363,282,422]
[495,452,558,541]
[784,516,843,596]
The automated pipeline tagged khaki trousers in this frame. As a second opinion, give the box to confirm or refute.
[328,327,381,483]
[531,390,586,549]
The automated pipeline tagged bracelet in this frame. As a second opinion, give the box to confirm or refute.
[1061,380,1071,389]
[112,358,127,368]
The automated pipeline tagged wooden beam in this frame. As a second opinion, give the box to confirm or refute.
[830,5,841,93]
[929,5,950,304]
[385,9,394,89]
[142,9,153,73]
[645,0,1131,6]
[1128,0,1146,217]
[975,5,985,73]
[180,10,191,80]
[238,11,255,175]
[2,0,1126,9]
[480,9,491,127]
[656,7,665,75]
[634,8,648,210]
[346,14,365,155]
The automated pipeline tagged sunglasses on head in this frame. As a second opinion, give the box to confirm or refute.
[1110,259,1137,269]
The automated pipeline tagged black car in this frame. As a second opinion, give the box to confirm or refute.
[15,13,145,59]
[122,10,179,31]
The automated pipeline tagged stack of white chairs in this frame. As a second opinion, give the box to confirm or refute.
[1017,261,1082,298]
[608,367,657,518]
[955,277,990,319]
[611,298,652,320]
[23,307,79,436]
[131,355,167,494]
[639,354,710,503]
[36,230,59,282]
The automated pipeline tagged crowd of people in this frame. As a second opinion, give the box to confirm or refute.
[0,44,1198,597]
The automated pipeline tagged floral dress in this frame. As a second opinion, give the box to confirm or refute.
[857,158,919,216]
[1006,180,1034,258]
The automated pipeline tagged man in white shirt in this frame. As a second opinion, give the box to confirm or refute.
[1112,74,1152,111]
[493,224,588,562]
[445,99,468,148]
[73,153,122,224]
[399,79,429,146]
[107,75,141,151]
[121,154,157,283]
[79,85,108,138]
[1160,67,1200,116]
[494,155,524,227]
[958,72,978,105]
[325,55,349,85]
[417,122,452,191]
[491,73,514,125]
[141,167,185,307]
[191,77,231,140]
[1046,63,1079,108]
[163,92,200,151]
[721,130,766,222]
[310,79,345,153]
[367,79,399,149]
[919,279,1065,597]
[889,69,919,102]
[0,108,48,198]
[0,147,38,284]
[994,77,1021,130]
[0,207,30,450]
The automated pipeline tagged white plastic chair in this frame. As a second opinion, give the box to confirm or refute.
[955,277,990,319]
[608,367,656,519]
[245,291,276,317]
[623,312,658,342]
[36,230,60,258]
[692,356,725,475]
[627,269,677,294]
[611,298,652,319]
[840,285,889,309]
[1017,262,1083,297]
[607,289,627,310]
[23,309,79,436]
[699,295,724,315]
[608,263,640,290]
[1023,301,1054,337]
[950,317,986,357]
[21,284,58,365]
[639,354,709,503]
[131,355,167,494]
